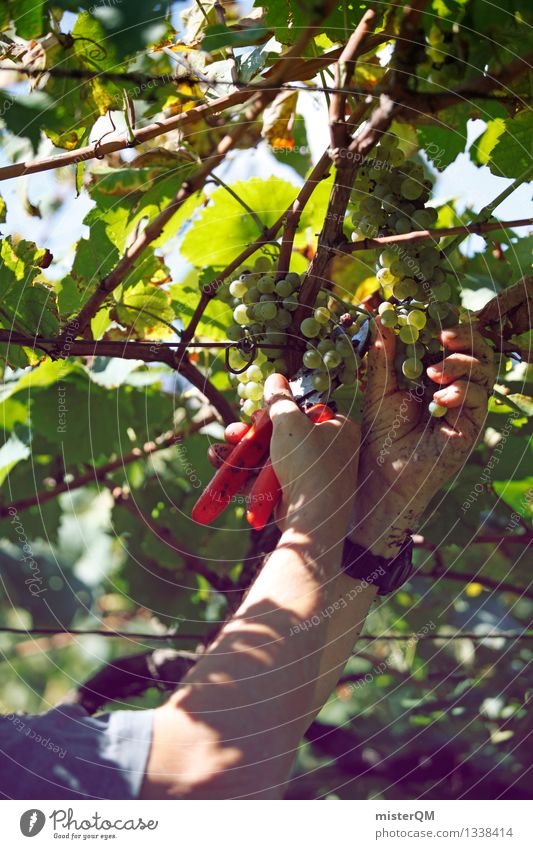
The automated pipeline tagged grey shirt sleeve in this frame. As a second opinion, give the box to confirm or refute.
[0,704,154,800]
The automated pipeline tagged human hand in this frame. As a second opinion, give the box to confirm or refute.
[350,320,496,557]
[208,373,360,540]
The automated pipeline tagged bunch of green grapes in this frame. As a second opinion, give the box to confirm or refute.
[218,255,302,417]
[219,255,362,418]
[349,132,456,417]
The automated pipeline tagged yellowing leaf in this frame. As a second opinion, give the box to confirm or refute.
[112,284,175,339]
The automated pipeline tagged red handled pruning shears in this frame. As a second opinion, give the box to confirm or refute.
[191,318,371,532]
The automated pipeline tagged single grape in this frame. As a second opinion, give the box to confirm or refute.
[432,281,452,301]
[254,256,273,274]
[233,304,251,325]
[399,324,420,344]
[257,275,275,294]
[285,272,301,288]
[380,308,398,328]
[301,317,321,338]
[393,278,418,300]
[282,296,299,312]
[242,286,259,305]
[246,364,263,383]
[312,373,330,392]
[314,306,331,325]
[428,301,449,321]
[259,301,277,321]
[237,382,248,399]
[382,193,399,213]
[317,338,334,354]
[275,278,293,298]
[242,398,262,417]
[229,279,247,298]
[400,179,423,201]
[245,381,264,402]
[407,309,427,329]
[389,147,405,167]
[377,267,396,285]
[359,217,379,237]
[389,258,404,277]
[227,323,243,342]
[274,309,293,330]
[419,246,440,267]
[394,216,412,234]
[428,401,447,418]
[379,248,397,268]
[303,349,322,369]
[402,357,423,379]
[323,350,342,369]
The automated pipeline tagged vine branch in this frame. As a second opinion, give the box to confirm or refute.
[341,218,533,253]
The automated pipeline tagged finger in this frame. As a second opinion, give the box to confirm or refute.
[426,353,492,387]
[432,380,487,410]
[264,373,309,434]
[224,421,250,445]
[440,325,494,364]
[433,382,488,435]
[365,317,398,405]
[207,443,233,468]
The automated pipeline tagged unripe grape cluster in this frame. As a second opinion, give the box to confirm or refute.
[349,132,455,417]
[219,255,361,418]
[217,255,299,417]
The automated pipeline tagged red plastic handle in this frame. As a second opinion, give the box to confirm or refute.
[192,408,272,525]
[246,403,336,531]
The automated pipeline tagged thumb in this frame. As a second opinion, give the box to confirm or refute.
[264,373,308,432]
[365,316,398,406]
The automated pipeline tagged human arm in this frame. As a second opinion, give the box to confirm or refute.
[141,374,375,799]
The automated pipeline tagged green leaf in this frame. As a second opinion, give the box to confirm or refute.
[471,110,533,178]
[112,283,175,338]
[170,281,233,341]
[493,476,533,518]
[0,237,59,341]
[417,106,469,171]
[0,89,53,152]
[0,430,31,486]
[182,177,298,267]
[9,0,45,39]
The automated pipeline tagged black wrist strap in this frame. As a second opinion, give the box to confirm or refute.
[341,535,414,596]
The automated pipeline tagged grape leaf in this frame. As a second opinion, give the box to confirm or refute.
[182,177,300,267]
[471,110,533,179]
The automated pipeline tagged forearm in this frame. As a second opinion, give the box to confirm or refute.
[143,527,375,799]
